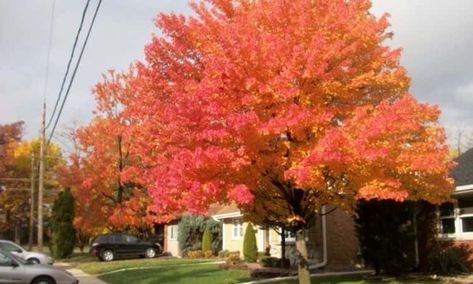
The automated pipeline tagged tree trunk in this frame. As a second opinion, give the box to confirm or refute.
[14,221,20,244]
[296,228,311,284]
[281,227,286,264]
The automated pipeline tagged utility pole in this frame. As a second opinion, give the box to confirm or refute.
[38,102,46,252]
[28,153,36,250]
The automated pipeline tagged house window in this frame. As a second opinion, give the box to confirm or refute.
[232,220,243,239]
[439,202,455,234]
[284,230,296,241]
[169,225,177,240]
[459,197,473,233]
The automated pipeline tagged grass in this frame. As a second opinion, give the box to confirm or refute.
[59,254,444,284]
[99,262,252,284]
[72,256,214,275]
[266,274,442,284]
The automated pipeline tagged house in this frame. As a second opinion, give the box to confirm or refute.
[211,203,358,268]
[164,203,359,269]
[438,148,473,247]
[163,219,180,257]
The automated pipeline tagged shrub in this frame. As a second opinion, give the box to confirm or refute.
[51,188,76,258]
[243,223,258,262]
[429,246,471,275]
[204,250,213,258]
[177,214,222,256]
[355,200,436,275]
[187,250,203,258]
[260,256,281,267]
[226,251,241,264]
[202,226,212,254]
[218,249,230,258]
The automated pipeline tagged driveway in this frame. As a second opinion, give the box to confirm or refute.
[55,262,108,284]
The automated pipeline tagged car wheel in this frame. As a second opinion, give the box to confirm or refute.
[144,247,156,258]
[32,276,55,284]
[100,249,115,262]
[28,258,40,264]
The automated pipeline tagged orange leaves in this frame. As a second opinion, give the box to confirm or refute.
[71,0,454,227]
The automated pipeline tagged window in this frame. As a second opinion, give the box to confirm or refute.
[283,230,296,241]
[232,220,243,239]
[0,242,22,253]
[169,225,177,240]
[439,203,455,234]
[125,235,139,243]
[459,197,473,233]
[0,252,12,266]
[438,197,473,237]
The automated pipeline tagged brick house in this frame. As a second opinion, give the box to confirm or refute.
[438,148,473,247]
[211,204,358,268]
[165,203,359,269]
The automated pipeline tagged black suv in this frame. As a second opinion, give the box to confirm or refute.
[90,233,162,261]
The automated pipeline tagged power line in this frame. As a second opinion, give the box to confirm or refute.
[47,0,103,144]
[42,0,56,102]
[45,0,91,130]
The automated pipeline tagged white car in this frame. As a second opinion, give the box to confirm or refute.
[0,240,54,265]
[0,249,78,284]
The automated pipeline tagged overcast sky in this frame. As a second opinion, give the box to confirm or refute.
[1,0,472,150]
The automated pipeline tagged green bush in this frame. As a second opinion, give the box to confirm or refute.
[243,223,258,262]
[429,246,471,275]
[51,188,76,258]
[355,200,436,275]
[202,226,212,254]
[177,214,222,256]
[260,256,281,267]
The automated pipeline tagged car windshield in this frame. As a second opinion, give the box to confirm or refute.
[0,250,28,265]
[0,241,24,253]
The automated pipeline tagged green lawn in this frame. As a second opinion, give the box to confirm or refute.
[99,262,251,284]
[267,274,442,284]
[60,255,444,284]
[75,257,214,275]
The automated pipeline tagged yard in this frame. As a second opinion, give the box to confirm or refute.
[60,253,448,284]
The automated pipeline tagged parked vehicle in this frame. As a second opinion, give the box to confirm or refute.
[0,240,54,265]
[0,249,78,284]
[90,233,162,261]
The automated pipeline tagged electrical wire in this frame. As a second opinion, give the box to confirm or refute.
[47,0,103,144]
[45,0,91,130]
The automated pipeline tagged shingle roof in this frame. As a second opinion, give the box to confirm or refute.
[451,147,473,186]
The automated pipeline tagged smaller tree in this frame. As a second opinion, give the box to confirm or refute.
[202,226,212,254]
[243,223,257,262]
[51,188,76,258]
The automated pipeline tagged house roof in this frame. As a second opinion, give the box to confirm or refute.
[451,147,473,187]
[209,203,242,220]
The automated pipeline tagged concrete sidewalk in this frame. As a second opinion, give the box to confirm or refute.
[55,262,108,284]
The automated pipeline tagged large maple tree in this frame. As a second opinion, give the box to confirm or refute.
[92,0,452,282]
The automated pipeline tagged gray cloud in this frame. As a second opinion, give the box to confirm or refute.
[1,0,472,148]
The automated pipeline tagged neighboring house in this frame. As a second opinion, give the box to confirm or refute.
[163,219,180,257]
[163,203,359,268]
[211,203,359,269]
[439,148,473,246]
